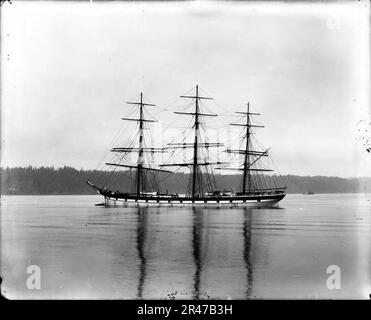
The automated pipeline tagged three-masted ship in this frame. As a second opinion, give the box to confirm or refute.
[87,85,286,207]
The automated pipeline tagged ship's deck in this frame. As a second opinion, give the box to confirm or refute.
[99,187,286,203]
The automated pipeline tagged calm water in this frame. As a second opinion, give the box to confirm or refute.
[1,194,370,299]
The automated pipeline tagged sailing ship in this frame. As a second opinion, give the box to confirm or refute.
[87,85,286,207]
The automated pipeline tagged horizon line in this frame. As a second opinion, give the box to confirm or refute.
[1,165,370,180]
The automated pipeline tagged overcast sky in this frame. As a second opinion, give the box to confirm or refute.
[1,1,370,177]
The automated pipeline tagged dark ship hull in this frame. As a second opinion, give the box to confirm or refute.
[89,182,285,208]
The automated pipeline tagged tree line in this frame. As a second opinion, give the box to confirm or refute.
[1,166,370,195]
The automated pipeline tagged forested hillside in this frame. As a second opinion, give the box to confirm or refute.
[1,166,370,195]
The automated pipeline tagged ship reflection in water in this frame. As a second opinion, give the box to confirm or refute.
[191,209,202,299]
[134,206,256,300]
[136,207,148,299]
[243,209,254,299]
[1,194,370,299]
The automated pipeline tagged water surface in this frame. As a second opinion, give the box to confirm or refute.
[1,194,370,299]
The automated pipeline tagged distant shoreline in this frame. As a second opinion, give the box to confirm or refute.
[1,166,370,195]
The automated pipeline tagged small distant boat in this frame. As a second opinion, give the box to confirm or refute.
[87,85,286,208]
[304,191,315,195]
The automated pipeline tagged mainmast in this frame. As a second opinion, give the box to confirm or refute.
[160,85,224,198]
[179,85,216,198]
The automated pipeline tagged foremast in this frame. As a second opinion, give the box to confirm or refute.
[105,93,170,197]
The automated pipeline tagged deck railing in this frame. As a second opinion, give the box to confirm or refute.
[101,186,286,198]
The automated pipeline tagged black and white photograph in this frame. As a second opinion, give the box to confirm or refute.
[1,0,370,305]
